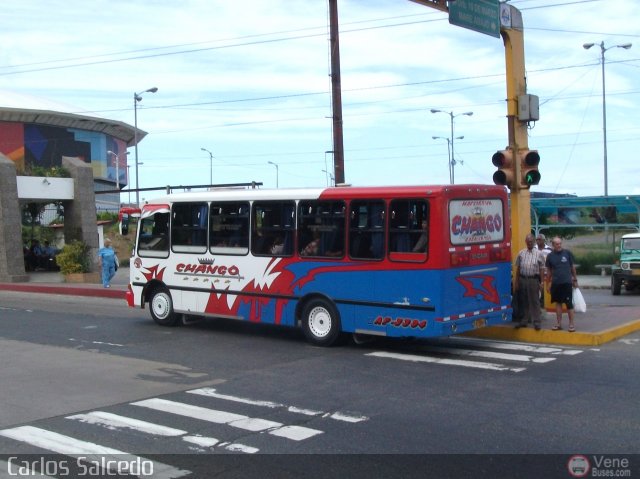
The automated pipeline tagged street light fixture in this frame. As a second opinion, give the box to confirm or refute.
[200,147,214,185]
[133,87,158,205]
[267,161,279,188]
[430,109,473,184]
[583,41,632,197]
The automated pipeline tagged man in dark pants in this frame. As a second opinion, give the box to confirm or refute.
[545,236,578,332]
[514,234,545,330]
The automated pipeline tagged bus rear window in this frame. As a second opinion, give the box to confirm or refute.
[449,198,505,245]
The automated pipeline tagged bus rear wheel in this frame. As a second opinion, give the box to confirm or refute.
[301,298,342,347]
[149,287,180,326]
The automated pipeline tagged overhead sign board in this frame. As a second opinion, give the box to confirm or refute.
[448,0,500,38]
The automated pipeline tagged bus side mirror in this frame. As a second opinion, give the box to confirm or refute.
[615,246,620,254]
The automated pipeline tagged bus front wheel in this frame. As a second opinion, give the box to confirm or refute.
[149,287,180,326]
[301,298,342,347]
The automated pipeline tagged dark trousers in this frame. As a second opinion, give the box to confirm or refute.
[518,277,541,327]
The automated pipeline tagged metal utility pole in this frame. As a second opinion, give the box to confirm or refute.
[328,0,345,184]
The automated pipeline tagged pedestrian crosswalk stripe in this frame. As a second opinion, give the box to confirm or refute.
[0,426,190,479]
[67,412,187,436]
[182,435,258,453]
[132,398,323,441]
[417,345,557,363]
[452,337,584,355]
[187,387,369,423]
[366,351,527,372]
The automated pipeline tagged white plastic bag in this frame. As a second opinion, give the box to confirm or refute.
[573,287,587,313]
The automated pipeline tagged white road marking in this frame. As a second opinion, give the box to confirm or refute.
[132,398,324,440]
[182,435,258,453]
[187,387,368,423]
[366,351,526,373]
[0,426,190,479]
[183,435,219,448]
[67,411,187,436]
[452,338,584,355]
[419,345,557,364]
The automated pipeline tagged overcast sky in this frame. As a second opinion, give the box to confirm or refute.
[2,0,638,200]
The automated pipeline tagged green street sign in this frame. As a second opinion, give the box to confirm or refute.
[449,0,500,38]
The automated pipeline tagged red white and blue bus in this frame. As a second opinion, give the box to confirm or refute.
[126,184,512,346]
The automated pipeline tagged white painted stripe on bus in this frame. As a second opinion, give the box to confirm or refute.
[0,460,55,478]
[0,426,190,479]
[132,398,324,439]
[452,338,584,355]
[188,388,368,423]
[421,346,556,363]
[67,411,187,436]
[366,351,526,373]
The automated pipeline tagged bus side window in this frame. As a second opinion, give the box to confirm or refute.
[138,212,169,257]
[348,200,385,260]
[252,201,296,257]
[298,200,345,258]
[171,202,208,254]
[389,199,429,261]
[210,202,249,255]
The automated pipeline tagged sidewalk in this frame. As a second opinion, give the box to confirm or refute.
[1,271,639,346]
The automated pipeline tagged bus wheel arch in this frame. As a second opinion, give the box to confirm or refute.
[298,294,342,347]
[148,284,180,327]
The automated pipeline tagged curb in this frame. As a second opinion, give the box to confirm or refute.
[463,319,640,346]
[0,283,126,300]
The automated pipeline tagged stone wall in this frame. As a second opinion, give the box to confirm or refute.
[0,155,28,282]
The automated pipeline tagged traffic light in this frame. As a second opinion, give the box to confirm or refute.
[519,149,540,188]
[492,149,514,188]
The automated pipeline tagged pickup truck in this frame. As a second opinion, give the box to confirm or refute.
[611,232,640,295]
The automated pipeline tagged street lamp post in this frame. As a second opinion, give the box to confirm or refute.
[432,135,463,184]
[133,87,158,205]
[583,41,632,197]
[430,109,473,184]
[200,147,214,185]
[267,161,279,188]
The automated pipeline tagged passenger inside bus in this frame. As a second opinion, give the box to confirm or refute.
[412,220,428,253]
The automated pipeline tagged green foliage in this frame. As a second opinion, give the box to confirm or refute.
[55,240,90,274]
[97,211,118,222]
[22,165,71,178]
[573,251,616,275]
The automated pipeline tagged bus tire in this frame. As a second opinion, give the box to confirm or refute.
[149,287,180,326]
[301,298,342,347]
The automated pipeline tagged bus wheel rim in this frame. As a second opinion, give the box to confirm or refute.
[308,306,331,338]
[152,293,170,320]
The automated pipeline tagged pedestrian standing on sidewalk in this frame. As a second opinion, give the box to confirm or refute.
[514,233,545,330]
[545,236,578,332]
[98,238,118,288]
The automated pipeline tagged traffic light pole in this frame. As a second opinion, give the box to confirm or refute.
[501,9,531,265]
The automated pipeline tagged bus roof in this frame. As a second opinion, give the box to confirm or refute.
[142,184,506,205]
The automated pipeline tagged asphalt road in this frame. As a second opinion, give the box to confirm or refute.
[0,290,639,478]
